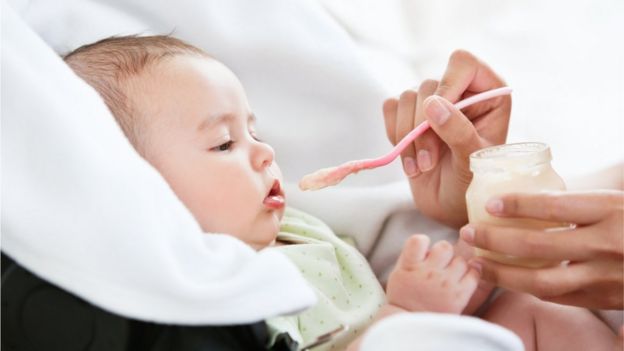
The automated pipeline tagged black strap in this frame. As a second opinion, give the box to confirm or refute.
[1,253,297,351]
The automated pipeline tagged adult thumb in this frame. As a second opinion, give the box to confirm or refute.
[423,95,482,159]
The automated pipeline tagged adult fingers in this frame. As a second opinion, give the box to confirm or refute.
[414,80,443,173]
[472,258,589,299]
[544,259,624,309]
[544,290,622,310]
[396,234,430,271]
[382,97,399,145]
[435,50,506,103]
[486,190,623,225]
[396,89,419,177]
[460,224,593,261]
[423,95,483,161]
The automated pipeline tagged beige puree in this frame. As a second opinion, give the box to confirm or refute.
[466,142,567,268]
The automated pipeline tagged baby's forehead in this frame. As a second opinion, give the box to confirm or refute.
[128,59,254,131]
[198,112,257,131]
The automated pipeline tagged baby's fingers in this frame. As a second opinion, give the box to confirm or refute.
[459,265,481,295]
[425,240,454,269]
[396,234,430,271]
[446,256,469,281]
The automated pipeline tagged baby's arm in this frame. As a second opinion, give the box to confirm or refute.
[386,235,481,314]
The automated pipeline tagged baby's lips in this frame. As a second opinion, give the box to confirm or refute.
[263,194,285,209]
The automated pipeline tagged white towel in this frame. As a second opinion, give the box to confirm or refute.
[360,313,524,351]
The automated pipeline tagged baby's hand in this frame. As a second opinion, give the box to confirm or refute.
[386,235,480,314]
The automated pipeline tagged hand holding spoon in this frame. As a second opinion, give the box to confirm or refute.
[299,87,513,191]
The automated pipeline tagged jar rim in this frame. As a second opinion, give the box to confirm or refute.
[470,142,552,173]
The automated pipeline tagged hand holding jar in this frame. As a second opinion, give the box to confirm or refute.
[460,190,624,310]
[382,50,511,229]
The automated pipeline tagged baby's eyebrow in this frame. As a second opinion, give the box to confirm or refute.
[197,112,256,132]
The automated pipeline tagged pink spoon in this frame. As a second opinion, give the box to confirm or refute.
[299,87,513,191]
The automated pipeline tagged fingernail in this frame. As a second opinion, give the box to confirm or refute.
[417,149,433,172]
[425,96,451,125]
[468,260,482,274]
[486,198,504,214]
[460,226,475,244]
[403,157,418,177]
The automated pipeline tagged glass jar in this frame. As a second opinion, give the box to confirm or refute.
[465,142,566,268]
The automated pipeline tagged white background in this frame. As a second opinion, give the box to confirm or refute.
[320,0,624,181]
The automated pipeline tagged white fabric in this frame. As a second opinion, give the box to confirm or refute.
[319,0,624,180]
[10,0,422,259]
[1,2,316,325]
[360,313,524,351]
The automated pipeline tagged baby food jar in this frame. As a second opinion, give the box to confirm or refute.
[465,142,566,268]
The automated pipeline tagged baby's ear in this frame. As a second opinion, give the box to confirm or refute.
[396,234,430,270]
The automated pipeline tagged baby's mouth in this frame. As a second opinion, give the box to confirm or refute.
[263,180,285,210]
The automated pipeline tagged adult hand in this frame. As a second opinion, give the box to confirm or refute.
[460,190,624,309]
[383,50,511,228]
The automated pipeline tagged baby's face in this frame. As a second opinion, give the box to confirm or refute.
[129,55,285,249]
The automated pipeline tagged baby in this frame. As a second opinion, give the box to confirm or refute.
[64,35,617,351]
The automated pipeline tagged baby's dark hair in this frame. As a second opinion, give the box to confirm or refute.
[64,35,210,150]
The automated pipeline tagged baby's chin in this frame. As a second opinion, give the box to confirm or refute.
[247,212,282,250]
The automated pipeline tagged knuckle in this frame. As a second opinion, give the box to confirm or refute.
[449,49,476,64]
[418,79,439,93]
[530,272,556,298]
[523,231,546,255]
[500,194,518,214]
[435,82,453,99]
[476,226,491,249]
[439,240,453,251]
[546,194,566,220]
[600,231,623,258]
[453,257,467,270]
[450,127,479,150]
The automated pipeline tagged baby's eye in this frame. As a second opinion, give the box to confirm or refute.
[211,140,234,152]
[250,132,263,143]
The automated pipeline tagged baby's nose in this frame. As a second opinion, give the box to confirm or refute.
[252,140,275,170]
